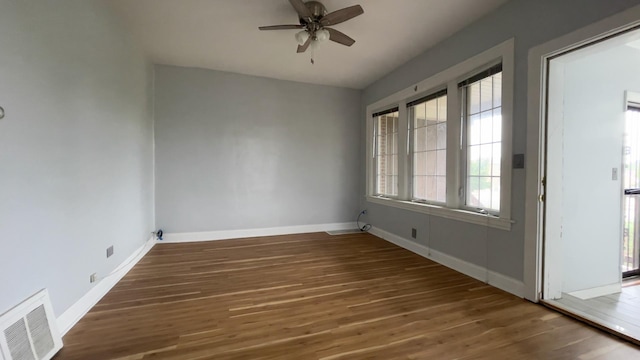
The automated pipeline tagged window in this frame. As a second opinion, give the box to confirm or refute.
[408,90,447,203]
[365,39,513,230]
[373,108,399,197]
[460,64,502,212]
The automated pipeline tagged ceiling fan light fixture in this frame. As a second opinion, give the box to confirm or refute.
[259,1,364,57]
[315,29,330,42]
[295,30,310,45]
[310,38,322,51]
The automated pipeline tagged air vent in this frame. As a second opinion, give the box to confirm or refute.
[0,290,62,360]
[326,229,361,235]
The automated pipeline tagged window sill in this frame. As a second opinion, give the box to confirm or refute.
[366,196,513,231]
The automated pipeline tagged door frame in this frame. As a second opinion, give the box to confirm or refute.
[523,5,640,302]
[623,103,640,279]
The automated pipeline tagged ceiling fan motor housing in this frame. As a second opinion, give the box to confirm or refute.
[299,1,327,23]
[258,0,363,52]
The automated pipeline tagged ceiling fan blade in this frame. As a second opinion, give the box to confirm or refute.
[289,0,312,21]
[297,36,311,53]
[320,5,364,26]
[259,25,305,30]
[326,28,356,46]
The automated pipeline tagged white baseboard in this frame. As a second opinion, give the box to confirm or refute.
[368,226,524,298]
[161,222,358,243]
[488,271,526,297]
[568,282,621,300]
[57,236,156,335]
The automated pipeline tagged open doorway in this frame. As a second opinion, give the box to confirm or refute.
[623,105,640,279]
[541,27,640,341]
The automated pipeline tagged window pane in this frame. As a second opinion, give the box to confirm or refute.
[468,145,480,176]
[414,151,426,176]
[426,99,438,122]
[409,93,447,203]
[480,144,492,176]
[480,110,493,144]
[436,150,446,176]
[492,178,501,211]
[468,83,480,115]
[468,114,480,146]
[414,175,426,199]
[493,73,502,108]
[437,176,446,203]
[492,109,502,142]
[415,126,427,152]
[391,133,398,154]
[414,103,427,128]
[438,96,447,123]
[426,125,437,151]
[479,177,492,208]
[426,176,437,200]
[480,78,493,112]
[492,143,501,177]
[436,123,446,150]
[468,177,479,207]
[426,151,437,175]
[374,111,399,197]
[387,175,398,195]
[464,69,502,212]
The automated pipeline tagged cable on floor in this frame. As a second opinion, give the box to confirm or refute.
[357,210,371,232]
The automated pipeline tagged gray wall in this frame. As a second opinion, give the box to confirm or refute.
[360,0,640,282]
[154,65,361,233]
[0,1,154,316]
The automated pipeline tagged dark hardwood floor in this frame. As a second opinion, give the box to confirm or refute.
[55,232,640,359]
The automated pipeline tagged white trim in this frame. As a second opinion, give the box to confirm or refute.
[626,90,640,108]
[365,39,514,229]
[429,248,487,283]
[524,4,640,303]
[568,283,621,300]
[56,236,156,335]
[369,226,524,298]
[151,65,157,233]
[161,222,358,243]
[488,271,526,298]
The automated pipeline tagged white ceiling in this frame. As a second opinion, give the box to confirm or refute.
[110,0,509,89]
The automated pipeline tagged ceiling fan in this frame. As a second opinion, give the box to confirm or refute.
[259,0,364,62]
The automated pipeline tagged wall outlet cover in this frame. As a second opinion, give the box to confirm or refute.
[90,273,97,283]
[513,154,525,169]
[411,228,417,239]
[106,245,114,258]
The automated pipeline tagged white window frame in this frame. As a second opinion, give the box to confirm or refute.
[408,89,449,206]
[365,39,514,231]
[459,65,504,215]
[372,109,400,198]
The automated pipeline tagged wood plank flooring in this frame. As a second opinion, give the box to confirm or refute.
[55,232,640,359]
[550,285,640,342]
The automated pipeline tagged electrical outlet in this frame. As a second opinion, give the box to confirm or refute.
[106,245,114,258]
[90,273,97,283]
[362,209,367,214]
[411,228,417,239]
